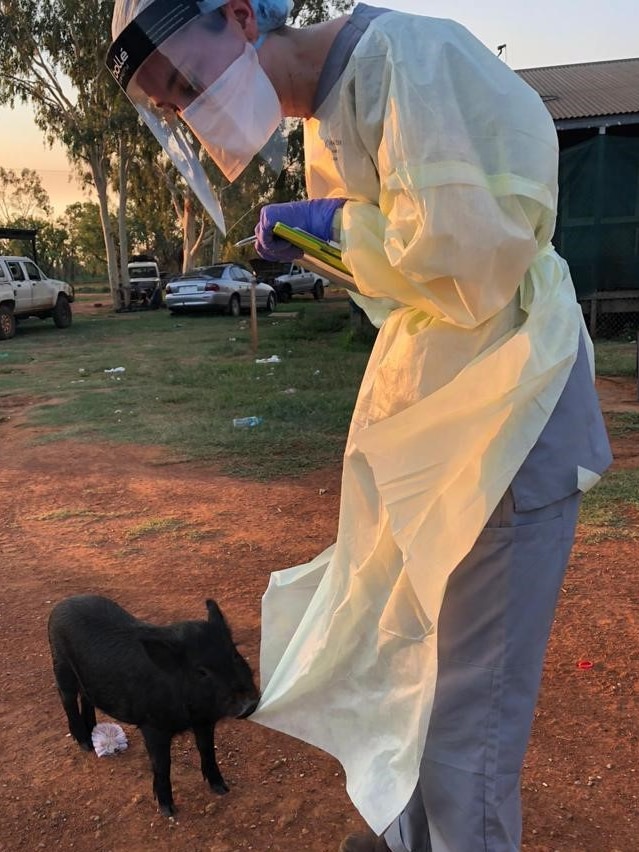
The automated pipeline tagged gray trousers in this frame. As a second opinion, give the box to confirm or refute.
[385,486,582,852]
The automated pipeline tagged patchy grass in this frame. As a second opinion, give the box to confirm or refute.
[1,297,371,479]
[606,411,639,438]
[4,296,638,556]
[594,340,637,377]
[579,469,639,541]
[34,508,108,522]
[125,517,187,540]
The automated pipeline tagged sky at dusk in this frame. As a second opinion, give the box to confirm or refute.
[1,0,637,217]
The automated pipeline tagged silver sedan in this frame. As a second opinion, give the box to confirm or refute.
[165,263,277,316]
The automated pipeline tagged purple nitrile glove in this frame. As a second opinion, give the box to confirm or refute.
[254,198,346,262]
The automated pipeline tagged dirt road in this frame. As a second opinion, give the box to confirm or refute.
[0,379,637,851]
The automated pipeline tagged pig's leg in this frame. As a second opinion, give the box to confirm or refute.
[193,723,228,794]
[141,726,175,816]
[80,693,97,734]
[52,658,92,750]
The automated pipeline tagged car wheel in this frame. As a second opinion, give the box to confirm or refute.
[149,286,162,309]
[228,294,241,317]
[313,280,325,300]
[279,284,292,303]
[0,304,16,339]
[266,293,276,313]
[52,294,72,328]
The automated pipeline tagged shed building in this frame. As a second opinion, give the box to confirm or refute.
[517,58,639,335]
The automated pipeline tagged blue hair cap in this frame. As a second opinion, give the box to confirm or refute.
[251,0,293,33]
[113,0,293,41]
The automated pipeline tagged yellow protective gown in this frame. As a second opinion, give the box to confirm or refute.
[251,10,597,834]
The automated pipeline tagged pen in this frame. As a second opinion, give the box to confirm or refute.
[234,235,257,248]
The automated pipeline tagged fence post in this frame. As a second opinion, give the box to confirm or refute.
[589,296,598,338]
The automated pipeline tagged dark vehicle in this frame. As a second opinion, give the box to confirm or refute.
[165,262,276,316]
[48,595,260,816]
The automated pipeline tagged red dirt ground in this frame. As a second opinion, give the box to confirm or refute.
[0,363,637,851]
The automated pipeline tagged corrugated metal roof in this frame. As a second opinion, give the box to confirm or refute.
[516,58,639,121]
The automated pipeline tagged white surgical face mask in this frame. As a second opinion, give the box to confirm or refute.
[180,42,283,183]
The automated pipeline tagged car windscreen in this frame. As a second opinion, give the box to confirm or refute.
[129,266,157,278]
[197,266,227,278]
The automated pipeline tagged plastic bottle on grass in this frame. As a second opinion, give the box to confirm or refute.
[233,416,263,428]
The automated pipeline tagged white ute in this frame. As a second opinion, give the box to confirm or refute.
[127,255,163,307]
[249,259,328,302]
[0,256,75,340]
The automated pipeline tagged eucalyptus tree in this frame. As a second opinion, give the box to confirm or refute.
[292,0,353,25]
[0,0,134,306]
[0,0,354,301]
[0,167,53,222]
[0,215,68,270]
[20,216,71,277]
[61,201,112,276]
[122,134,184,271]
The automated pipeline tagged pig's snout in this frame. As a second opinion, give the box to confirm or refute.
[236,696,260,719]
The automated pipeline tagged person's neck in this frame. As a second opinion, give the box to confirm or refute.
[259,16,349,119]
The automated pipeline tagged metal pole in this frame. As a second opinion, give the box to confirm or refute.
[250,281,258,355]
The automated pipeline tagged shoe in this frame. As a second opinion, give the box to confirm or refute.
[338,831,391,852]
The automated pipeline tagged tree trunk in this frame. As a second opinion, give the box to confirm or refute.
[182,193,198,272]
[118,139,131,308]
[89,151,121,309]
[211,228,221,264]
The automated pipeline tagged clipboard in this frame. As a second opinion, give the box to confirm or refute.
[272,222,356,290]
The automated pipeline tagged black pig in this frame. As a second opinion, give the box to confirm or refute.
[48,594,260,816]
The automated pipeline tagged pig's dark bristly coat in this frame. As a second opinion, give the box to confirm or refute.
[48,594,260,816]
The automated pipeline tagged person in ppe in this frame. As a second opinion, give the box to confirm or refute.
[107,3,613,851]
[106,0,296,234]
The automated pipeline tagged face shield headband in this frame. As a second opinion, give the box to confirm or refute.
[106,0,287,235]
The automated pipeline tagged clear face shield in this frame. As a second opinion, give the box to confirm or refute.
[106,0,288,235]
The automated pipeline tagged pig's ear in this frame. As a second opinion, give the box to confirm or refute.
[206,599,224,626]
[141,636,184,672]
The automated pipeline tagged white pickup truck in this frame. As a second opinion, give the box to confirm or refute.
[127,255,163,307]
[249,259,328,303]
[0,256,74,340]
